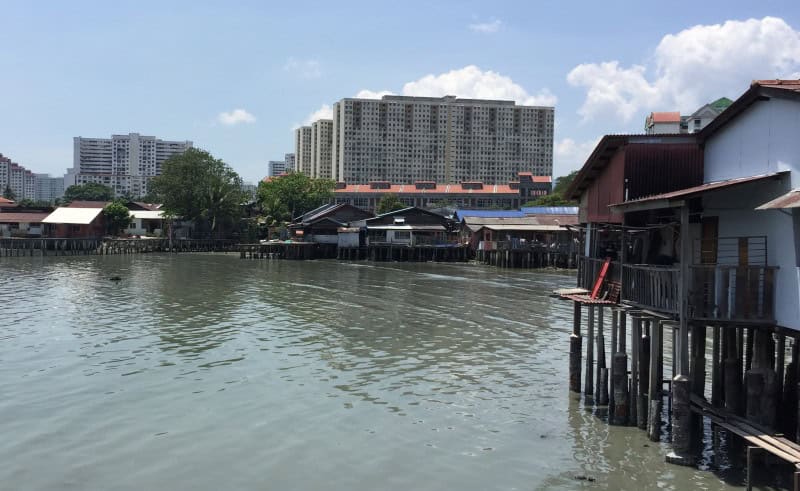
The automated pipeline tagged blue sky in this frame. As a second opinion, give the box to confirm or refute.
[1,1,799,183]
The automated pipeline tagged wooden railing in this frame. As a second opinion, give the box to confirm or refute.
[577,256,620,290]
[621,264,679,314]
[690,265,777,322]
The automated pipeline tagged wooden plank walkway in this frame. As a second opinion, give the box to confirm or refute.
[691,394,800,490]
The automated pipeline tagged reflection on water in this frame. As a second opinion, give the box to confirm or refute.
[0,255,745,490]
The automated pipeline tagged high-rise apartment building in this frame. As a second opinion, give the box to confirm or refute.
[330,95,554,184]
[284,153,296,171]
[34,174,65,202]
[294,127,313,175]
[0,153,36,200]
[310,119,333,179]
[65,133,192,197]
[268,160,286,176]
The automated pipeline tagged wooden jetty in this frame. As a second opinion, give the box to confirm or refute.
[564,252,800,488]
[0,237,239,256]
[477,245,575,269]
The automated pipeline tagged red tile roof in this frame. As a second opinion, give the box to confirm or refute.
[0,197,13,204]
[334,183,520,194]
[754,79,800,92]
[66,201,110,208]
[650,112,681,123]
[0,212,49,223]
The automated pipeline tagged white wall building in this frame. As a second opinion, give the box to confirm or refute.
[34,174,64,202]
[311,119,333,179]
[294,127,313,176]
[329,95,554,184]
[0,153,36,200]
[65,133,192,197]
[268,160,286,176]
[284,153,296,172]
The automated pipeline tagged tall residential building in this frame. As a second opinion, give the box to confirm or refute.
[294,127,313,175]
[65,133,192,197]
[284,153,296,172]
[0,153,36,200]
[310,119,333,179]
[330,95,554,184]
[34,174,65,202]
[268,160,286,176]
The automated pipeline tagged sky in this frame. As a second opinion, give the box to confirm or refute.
[1,1,799,184]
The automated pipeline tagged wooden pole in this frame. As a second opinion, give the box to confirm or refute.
[596,306,608,405]
[585,305,595,403]
[569,301,582,393]
[630,314,641,426]
[610,309,618,408]
[648,319,662,441]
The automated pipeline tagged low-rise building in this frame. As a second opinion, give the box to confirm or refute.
[333,174,551,213]
[364,207,457,246]
[0,212,48,237]
[288,203,373,244]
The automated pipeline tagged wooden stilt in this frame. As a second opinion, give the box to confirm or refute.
[585,305,595,403]
[569,301,582,393]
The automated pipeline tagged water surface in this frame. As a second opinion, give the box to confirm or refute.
[0,255,745,490]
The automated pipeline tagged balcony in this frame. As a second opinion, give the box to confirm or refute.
[576,256,777,324]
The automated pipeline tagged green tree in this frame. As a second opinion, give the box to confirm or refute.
[149,148,247,238]
[256,172,335,224]
[376,193,406,215]
[63,182,114,202]
[2,185,16,201]
[523,171,579,207]
[103,201,132,236]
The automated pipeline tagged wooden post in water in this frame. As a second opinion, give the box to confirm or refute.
[596,306,608,405]
[585,305,595,403]
[712,325,723,408]
[630,314,641,426]
[610,309,618,408]
[724,327,743,415]
[648,319,663,441]
[569,301,582,393]
[638,318,651,430]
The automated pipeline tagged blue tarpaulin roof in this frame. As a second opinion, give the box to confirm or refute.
[454,209,526,220]
[521,206,579,215]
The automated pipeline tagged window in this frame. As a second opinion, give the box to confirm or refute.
[394,231,411,240]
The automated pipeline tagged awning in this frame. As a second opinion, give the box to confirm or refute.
[756,189,800,210]
[367,225,446,231]
[129,210,164,220]
[479,224,566,232]
[609,172,786,213]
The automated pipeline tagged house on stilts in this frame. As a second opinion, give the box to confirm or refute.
[561,79,800,485]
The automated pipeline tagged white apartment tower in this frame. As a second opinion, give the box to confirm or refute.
[268,160,286,176]
[331,95,554,184]
[66,133,192,197]
[34,174,64,202]
[294,126,313,175]
[0,153,36,200]
[284,153,296,172]
[310,119,333,179]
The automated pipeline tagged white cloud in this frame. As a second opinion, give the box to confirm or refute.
[283,57,322,79]
[354,89,395,99]
[554,137,600,177]
[296,65,556,130]
[468,19,502,34]
[401,65,557,106]
[218,108,256,125]
[568,16,800,122]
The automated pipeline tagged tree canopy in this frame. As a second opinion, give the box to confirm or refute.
[149,148,247,237]
[103,201,132,236]
[256,172,335,224]
[376,193,406,215]
[63,182,114,203]
[524,171,578,207]
[3,185,17,201]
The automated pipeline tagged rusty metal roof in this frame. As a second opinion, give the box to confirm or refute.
[756,189,800,210]
[609,173,786,212]
[0,212,49,223]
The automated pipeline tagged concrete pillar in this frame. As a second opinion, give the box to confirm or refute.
[667,375,695,466]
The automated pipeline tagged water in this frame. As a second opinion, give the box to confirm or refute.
[0,254,746,490]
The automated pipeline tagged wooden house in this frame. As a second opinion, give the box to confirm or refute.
[288,203,373,244]
[365,207,456,246]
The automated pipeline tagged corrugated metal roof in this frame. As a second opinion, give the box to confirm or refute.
[67,201,110,208]
[520,206,579,215]
[609,173,785,211]
[478,224,566,232]
[756,189,800,210]
[650,112,681,123]
[0,212,49,223]
[130,210,164,219]
[42,207,103,225]
[455,209,526,219]
[367,225,447,231]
